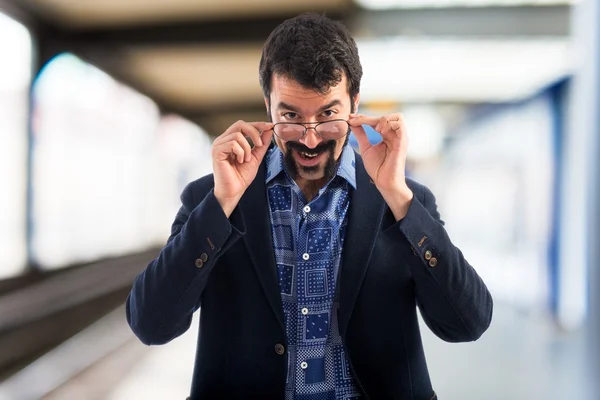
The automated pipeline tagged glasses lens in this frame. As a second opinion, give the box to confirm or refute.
[316,120,349,140]
[274,123,305,141]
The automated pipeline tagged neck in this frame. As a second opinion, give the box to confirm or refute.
[296,177,327,202]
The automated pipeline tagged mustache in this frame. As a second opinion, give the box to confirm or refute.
[286,140,336,154]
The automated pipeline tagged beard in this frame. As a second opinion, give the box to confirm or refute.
[283,134,349,182]
[265,102,352,183]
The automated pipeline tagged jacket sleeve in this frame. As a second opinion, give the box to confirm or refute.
[398,182,493,342]
[126,181,246,345]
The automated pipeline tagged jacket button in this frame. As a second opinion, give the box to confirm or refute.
[195,259,204,268]
[429,257,438,267]
[200,253,208,262]
[274,343,285,355]
[424,250,433,261]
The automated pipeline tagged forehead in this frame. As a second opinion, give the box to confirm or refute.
[270,74,349,110]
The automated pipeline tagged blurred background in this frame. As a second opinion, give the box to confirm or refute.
[0,0,598,399]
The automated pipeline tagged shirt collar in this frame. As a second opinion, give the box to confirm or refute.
[265,143,356,189]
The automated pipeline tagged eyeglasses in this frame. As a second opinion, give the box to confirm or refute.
[270,119,350,142]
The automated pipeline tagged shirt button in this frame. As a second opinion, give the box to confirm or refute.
[303,205,311,213]
[424,250,433,261]
[300,361,308,369]
[195,259,204,268]
[274,344,285,355]
[302,253,310,261]
[200,253,208,263]
[429,257,438,267]
[301,308,309,315]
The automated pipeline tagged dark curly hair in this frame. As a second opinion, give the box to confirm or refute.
[259,13,362,110]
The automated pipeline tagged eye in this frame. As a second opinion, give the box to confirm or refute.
[321,110,336,118]
[282,112,298,120]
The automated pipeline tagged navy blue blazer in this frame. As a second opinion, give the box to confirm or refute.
[127,150,493,399]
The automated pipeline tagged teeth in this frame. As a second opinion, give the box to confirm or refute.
[300,151,318,158]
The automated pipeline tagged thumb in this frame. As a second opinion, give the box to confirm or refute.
[349,121,372,154]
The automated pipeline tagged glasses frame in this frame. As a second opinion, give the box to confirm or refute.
[270,119,350,142]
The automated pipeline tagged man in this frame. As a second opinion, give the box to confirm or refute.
[127,13,492,400]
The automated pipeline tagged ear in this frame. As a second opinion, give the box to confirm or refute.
[264,97,270,112]
[352,94,360,113]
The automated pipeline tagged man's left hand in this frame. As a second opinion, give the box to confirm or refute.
[349,113,414,220]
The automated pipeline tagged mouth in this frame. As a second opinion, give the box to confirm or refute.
[293,149,325,167]
[299,150,320,159]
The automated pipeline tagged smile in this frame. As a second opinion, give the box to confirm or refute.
[299,151,320,159]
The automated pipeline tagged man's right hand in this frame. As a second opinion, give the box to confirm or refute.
[212,120,274,217]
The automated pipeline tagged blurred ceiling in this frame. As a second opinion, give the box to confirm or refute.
[0,0,572,135]
[20,0,348,28]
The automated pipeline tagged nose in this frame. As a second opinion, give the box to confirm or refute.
[299,127,322,149]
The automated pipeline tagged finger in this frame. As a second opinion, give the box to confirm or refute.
[380,118,409,152]
[349,123,372,155]
[378,115,406,138]
[215,120,272,148]
[385,113,402,122]
[214,140,245,164]
[396,117,409,152]
[348,114,380,129]
[240,126,263,150]
[234,141,247,164]
[234,131,254,162]
[222,121,263,150]
[248,121,275,134]
[389,121,402,132]
[375,116,389,133]
[245,136,256,150]
[251,129,274,163]
[245,121,275,148]
[219,131,254,162]
[378,120,401,138]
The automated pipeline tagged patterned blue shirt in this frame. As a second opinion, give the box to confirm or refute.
[265,145,362,400]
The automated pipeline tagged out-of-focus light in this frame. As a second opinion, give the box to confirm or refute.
[36,53,125,110]
[0,11,31,279]
[358,37,570,103]
[31,53,162,269]
[403,105,446,161]
[356,0,575,10]
[0,13,31,91]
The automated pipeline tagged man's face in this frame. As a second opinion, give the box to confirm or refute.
[266,74,358,187]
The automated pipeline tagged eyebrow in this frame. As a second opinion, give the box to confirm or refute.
[276,99,344,114]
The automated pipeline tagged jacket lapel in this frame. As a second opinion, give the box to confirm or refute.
[239,162,286,332]
[338,154,386,337]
